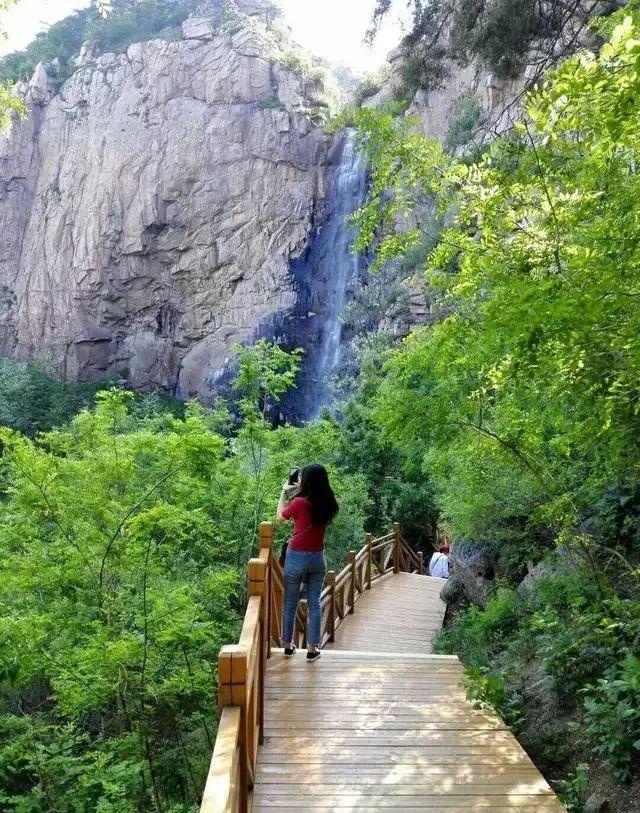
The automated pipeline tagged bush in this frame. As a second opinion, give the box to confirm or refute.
[401,39,448,95]
[553,763,589,812]
[445,96,482,151]
[451,0,563,77]
[436,587,524,667]
[354,74,382,106]
[0,358,108,434]
[580,654,640,780]
[538,594,640,702]
[257,95,285,110]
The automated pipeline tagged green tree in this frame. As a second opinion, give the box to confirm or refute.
[0,0,24,126]
[352,14,640,574]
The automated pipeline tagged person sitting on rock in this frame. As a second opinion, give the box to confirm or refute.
[429,541,451,579]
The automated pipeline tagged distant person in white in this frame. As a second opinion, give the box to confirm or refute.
[429,542,451,579]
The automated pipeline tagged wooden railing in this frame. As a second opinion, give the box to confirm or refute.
[200,521,423,813]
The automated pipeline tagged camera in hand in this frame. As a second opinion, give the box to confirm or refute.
[288,467,300,486]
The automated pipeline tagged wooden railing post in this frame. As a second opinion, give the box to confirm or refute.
[393,523,401,574]
[348,551,356,613]
[218,645,248,813]
[247,556,267,747]
[417,551,424,575]
[365,533,373,590]
[326,570,336,642]
[259,521,274,657]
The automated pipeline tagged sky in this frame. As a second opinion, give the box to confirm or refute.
[0,0,411,72]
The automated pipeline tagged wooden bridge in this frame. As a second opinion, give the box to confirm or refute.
[201,523,566,812]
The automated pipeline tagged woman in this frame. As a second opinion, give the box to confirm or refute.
[276,463,339,661]
[429,541,451,579]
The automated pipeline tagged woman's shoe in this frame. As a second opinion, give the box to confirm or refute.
[306,649,321,662]
[284,644,296,657]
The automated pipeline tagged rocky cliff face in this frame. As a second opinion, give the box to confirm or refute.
[0,13,330,398]
[378,3,601,144]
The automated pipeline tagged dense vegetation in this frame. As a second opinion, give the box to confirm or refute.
[0,343,437,811]
[344,6,640,809]
[0,0,24,126]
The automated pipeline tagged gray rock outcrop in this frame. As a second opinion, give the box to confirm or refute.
[370,1,602,145]
[449,539,497,606]
[0,19,330,397]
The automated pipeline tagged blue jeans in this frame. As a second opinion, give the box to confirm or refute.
[282,549,326,648]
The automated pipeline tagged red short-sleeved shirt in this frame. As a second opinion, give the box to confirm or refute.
[282,496,326,552]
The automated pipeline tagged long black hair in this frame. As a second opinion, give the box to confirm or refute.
[298,463,339,526]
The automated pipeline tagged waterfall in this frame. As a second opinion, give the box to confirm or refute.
[313,135,367,397]
[275,132,368,421]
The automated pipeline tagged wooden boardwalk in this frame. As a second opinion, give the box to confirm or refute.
[203,525,566,813]
[328,571,446,654]
[253,572,564,812]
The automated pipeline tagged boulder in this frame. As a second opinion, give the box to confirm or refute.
[73,40,95,68]
[450,539,497,607]
[27,62,55,105]
[584,793,610,813]
[181,17,217,40]
[440,573,464,604]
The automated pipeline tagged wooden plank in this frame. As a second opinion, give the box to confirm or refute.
[251,801,565,812]
[201,707,241,813]
[260,741,531,770]
[255,765,543,780]
[253,781,554,795]
[261,732,523,745]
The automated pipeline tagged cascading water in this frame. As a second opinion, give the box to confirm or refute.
[312,136,367,399]
[273,131,368,421]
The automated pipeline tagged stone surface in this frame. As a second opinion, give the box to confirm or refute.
[0,22,330,397]
[450,539,497,607]
[181,17,217,40]
[440,573,464,604]
[584,793,611,813]
[376,3,601,146]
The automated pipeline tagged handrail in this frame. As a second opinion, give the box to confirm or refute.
[200,521,424,813]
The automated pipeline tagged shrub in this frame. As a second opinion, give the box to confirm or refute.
[451,0,563,77]
[553,763,589,812]
[257,95,285,110]
[538,594,640,702]
[445,96,483,151]
[580,654,640,780]
[0,358,108,434]
[354,74,382,106]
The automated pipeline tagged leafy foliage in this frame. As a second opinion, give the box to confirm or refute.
[436,574,640,780]
[0,341,374,810]
[553,763,590,812]
[0,358,112,434]
[0,0,24,127]
[580,654,640,780]
[444,95,482,151]
[368,0,605,97]
[353,15,640,572]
